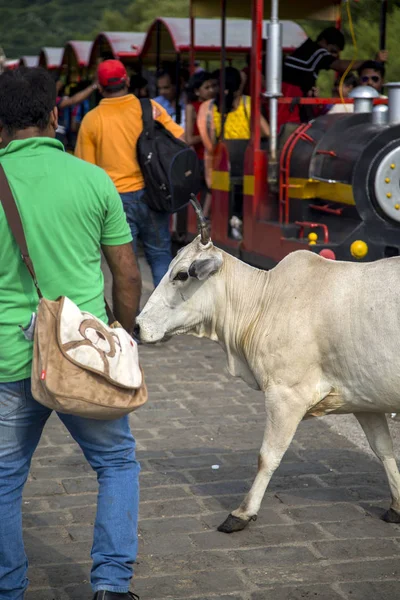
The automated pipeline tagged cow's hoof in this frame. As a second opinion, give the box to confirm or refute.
[217,513,252,533]
[382,508,400,523]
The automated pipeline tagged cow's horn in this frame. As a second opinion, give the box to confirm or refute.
[190,194,210,245]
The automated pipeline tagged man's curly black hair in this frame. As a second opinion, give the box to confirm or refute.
[0,67,56,135]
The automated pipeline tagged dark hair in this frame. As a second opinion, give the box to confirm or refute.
[334,73,358,90]
[358,60,385,78]
[157,63,177,86]
[186,71,213,103]
[214,66,242,114]
[0,67,56,134]
[103,81,127,94]
[317,27,345,51]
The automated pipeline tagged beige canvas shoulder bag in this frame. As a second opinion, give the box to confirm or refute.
[0,165,148,420]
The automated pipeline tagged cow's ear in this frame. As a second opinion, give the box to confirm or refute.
[188,254,222,281]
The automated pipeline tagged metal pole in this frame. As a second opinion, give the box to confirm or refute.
[379,0,388,50]
[156,20,161,72]
[190,13,195,74]
[266,0,282,161]
[220,0,227,140]
[175,53,181,125]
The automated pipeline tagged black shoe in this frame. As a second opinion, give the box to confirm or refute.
[93,592,139,600]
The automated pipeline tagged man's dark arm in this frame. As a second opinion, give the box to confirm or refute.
[102,242,142,333]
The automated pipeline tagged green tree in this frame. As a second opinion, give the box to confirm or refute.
[98,0,189,33]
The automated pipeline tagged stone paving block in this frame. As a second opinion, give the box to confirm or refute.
[191,523,329,551]
[27,563,91,589]
[133,569,247,599]
[23,510,71,528]
[25,540,91,566]
[45,493,97,510]
[275,486,387,508]
[232,545,317,568]
[313,538,400,560]
[61,478,97,495]
[140,470,192,487]
[24,527,72,546]
[245,564,335,587]
[139,497,204,519]
[251,586,343,599]
[327,557,400,582]
[138,532,194,556]
[138,516,209,536]
[317,471,388,489]
[197,493,281,514]
[68,505,97,525]
[135,549,238,577]
[23,480,65,498]
[320,518,400,539]
[339,580,400,599]
[140,485,191,502]
[30,464,92,479]
[294,420,356,450]
[283,504,365,524]
[66,525,93,542]
[298,449,381,473]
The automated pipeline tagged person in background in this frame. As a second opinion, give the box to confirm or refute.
[185,71,215,218]
[154,67,186,128]
[0,67,141,600]
[55,79,97,147]
[197,67,269,238]
[281,26,387,127]
[130,74,149,98]
[358,60,385,94]
[328,73,359,114]
[75,59,184,288]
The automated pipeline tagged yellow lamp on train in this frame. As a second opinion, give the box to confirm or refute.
[350,240,368,259]
[308,232,318,243]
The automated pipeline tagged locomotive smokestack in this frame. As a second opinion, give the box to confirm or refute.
[386,83,400,125]
[349,86,380,114]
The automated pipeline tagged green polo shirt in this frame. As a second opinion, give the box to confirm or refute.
[0,137,132,382]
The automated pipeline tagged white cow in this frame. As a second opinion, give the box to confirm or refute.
[137,205,400,533]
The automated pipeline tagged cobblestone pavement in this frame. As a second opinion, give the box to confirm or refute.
[24,259,400,600]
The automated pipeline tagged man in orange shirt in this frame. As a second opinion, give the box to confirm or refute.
[75,60,184,287]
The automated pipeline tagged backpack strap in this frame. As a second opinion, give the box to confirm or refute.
[140,98,155,138]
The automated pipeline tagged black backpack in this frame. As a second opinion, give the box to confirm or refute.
[137,99,201,213]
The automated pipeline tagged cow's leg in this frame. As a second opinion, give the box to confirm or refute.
[218,386,306,533]
[355,412,400,523]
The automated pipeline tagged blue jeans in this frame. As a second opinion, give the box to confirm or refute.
[120,189,172,287]
[0,380,140,599]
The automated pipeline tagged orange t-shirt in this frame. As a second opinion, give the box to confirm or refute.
[75,94,184,193]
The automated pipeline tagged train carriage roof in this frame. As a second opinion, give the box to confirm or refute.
[38,47,64,70]
[191,0,339,20]
[88,32,146,70]
[19,56,38,68]
[61,41,92,68]
[140,17,307,63]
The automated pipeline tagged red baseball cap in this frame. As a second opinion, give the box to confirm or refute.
[97,60,128,88]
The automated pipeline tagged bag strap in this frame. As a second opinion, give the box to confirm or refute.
[0,164,43,299]
[140,98,155,138]
[0,164,118,325]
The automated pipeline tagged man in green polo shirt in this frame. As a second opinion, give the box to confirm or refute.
[0,68,142,600]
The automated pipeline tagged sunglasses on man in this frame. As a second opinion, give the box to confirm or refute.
[361,75,381,84]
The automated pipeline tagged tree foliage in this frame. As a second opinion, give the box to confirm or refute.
[0,0,132,57]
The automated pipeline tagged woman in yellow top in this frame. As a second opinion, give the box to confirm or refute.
[197,66,269,233]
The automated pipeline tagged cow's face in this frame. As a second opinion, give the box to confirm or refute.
[137,236,223,343]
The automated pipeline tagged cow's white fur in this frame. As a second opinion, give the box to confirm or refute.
[138,236,400,528]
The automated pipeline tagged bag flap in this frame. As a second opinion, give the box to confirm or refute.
[58,297,142,389]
